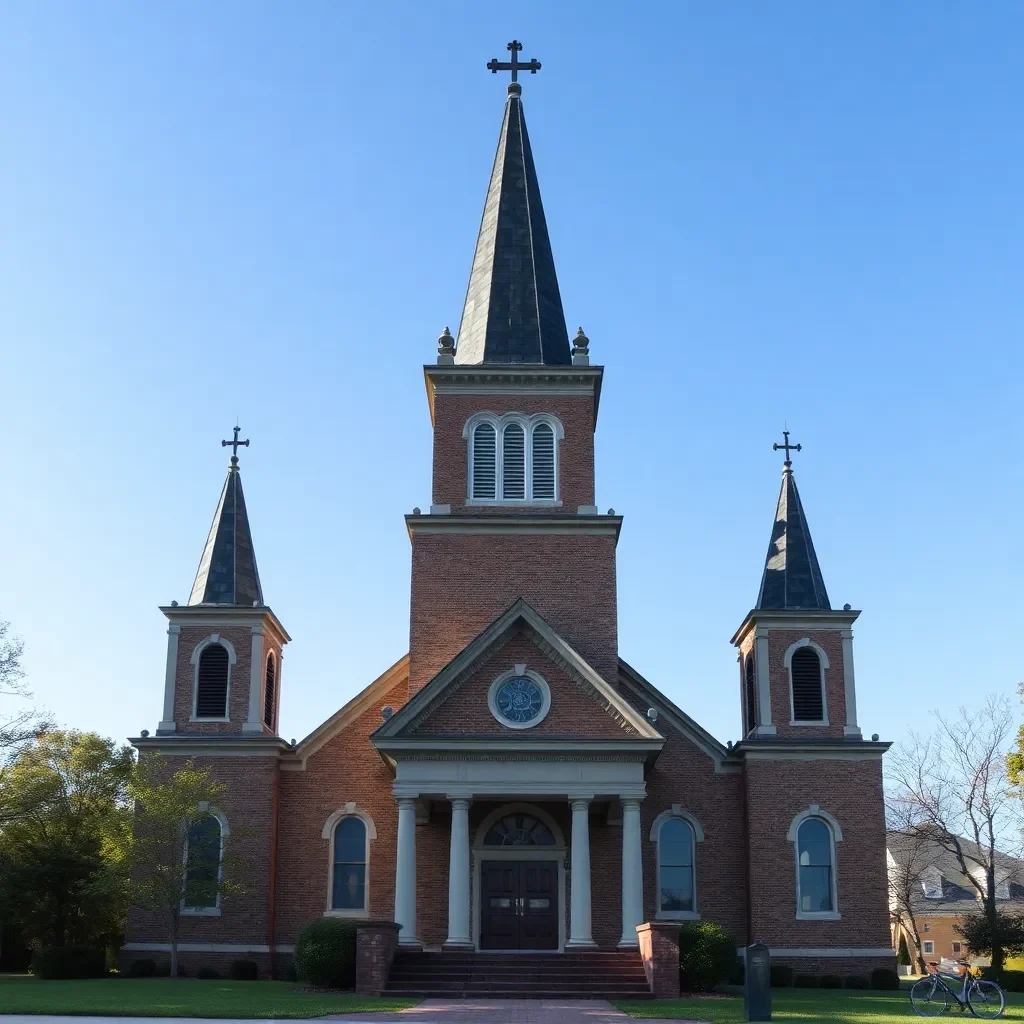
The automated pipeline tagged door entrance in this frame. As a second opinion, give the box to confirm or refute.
[480,860,558,950]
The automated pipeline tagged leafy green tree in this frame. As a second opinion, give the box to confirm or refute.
[956,910,1024,965]
[128,755,243,978]
[0,730,134,948]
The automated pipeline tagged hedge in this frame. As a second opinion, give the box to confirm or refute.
[294,918,357,989]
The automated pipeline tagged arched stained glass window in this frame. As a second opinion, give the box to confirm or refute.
[797,817,834,913]
[332,817,367,911]
[184,815,222,909]
[657,818,694,913]
[484,813,555,847]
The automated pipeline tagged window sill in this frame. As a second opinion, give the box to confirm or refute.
[796,911,841,921]
[190,716,231,723]
[324,908,369,919]
[656,910,701,921]
[789,720,830,727]
[181,907,221,917]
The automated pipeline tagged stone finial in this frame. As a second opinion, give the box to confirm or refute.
[437,326,456,365]
[572,326,590,366]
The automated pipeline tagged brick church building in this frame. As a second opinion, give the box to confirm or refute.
[125,51,894,992]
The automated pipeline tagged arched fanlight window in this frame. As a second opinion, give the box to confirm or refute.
[332,817,368,911]
[531,422,555,499]
[744,654,757,734]
[791,646,825,722]
[196,644,229,718]
[657,817,695,914]
[184,814,223,910]
[797,817,835,913]
[471,422,497,499]
[483,813,556,847]
[502,422,526,499]
[263,653,276,729]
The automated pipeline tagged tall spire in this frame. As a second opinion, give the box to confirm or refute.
[756,434,831,611]
[455,43,570,366]
[188,427,263,607]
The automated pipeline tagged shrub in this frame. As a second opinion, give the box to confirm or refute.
[127,958,157,978]
[230,959,259,981]
[871,967,901,990]
[294,918,357,989]
[793,973,820,988]
[770,964,794,987]
[31,946,106,980]
[677,921,738,993]
[844,974,870,989]
[198,966,221,980]
[820,974,843,989]
[983,967,1024,992]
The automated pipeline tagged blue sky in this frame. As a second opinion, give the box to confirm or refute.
[1,2,1021,752]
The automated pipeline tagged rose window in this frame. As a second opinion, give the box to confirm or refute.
[495,677,544,724]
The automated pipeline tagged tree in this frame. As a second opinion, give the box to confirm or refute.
[885,824,936,973]
[128,756,242,978]
[0,730,134,949]
[1004,680,1024,786]
[956,910,1024,963]
[888,696,1022,972]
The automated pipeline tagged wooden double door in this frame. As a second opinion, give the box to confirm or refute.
[480,860,559,950]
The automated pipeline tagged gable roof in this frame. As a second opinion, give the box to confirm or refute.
[373,599,663,752]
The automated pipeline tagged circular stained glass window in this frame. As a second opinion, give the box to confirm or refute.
[495,676,544,724]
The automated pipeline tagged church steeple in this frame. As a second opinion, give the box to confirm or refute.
[455,42,570,366]
[756,433,830,611]
[188,427,263,607]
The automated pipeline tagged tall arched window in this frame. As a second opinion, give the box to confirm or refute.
[471,422,497,499]
[183,814,223,911]
[531,422,555,499]
[331,817,368,912]
[796,817,835,914]
[196,643,229,718]
[263,653,276,729]
[657,817,695,915]
[791,646,825,722]
[744,654,757,734]
[502,422,526,499]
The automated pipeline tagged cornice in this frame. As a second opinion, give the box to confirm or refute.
[160,604,291,644]
[405,514,622,542]
[130,734,291,758]
[736,739,890,761]
[373,738,662,759]
[730,608,860,647]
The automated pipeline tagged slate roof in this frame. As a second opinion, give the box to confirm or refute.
[188,463,263,607]
[454,83,570,366]
[756,465,831,611]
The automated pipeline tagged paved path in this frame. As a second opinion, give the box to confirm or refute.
[0,1001,706,1024]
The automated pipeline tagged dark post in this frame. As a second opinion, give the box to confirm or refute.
[744,942,771,1021]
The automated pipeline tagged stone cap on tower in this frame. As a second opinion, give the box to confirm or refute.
[454,42,570,366]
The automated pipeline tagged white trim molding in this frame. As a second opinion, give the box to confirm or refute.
[323,803,375,919]
[463,411,564,506]
[784,638,830,727]
[123,942,295,954]
[189,634,237,722]
[487,665,552,730]
[738,946,895,959]
[788,804,842,921]
[159,624,182,732]
[649,806,704,922]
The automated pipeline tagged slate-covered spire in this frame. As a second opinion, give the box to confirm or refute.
[454,78,570,366]
[188,430,263,607]
[756,439,831,611]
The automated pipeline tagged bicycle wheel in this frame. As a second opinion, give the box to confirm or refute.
[911,977,952,1016]
[967,979,1005,1019]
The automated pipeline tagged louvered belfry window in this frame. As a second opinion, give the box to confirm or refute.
[472,422,497,499]
[196,643,229,718]
[744,655,757,734]
[532,422,555,499]
[502,422,526,499]
[791,646,824,722]
[263,653,276,729]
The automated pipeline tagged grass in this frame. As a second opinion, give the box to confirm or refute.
[614,986,1024,1022]
[0,974,420,1018]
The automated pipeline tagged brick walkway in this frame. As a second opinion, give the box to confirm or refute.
[341,997,705,1023]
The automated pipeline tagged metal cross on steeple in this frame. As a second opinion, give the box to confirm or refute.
[222,424,250,465]
[773,430,802,467]
[487,40,541,83]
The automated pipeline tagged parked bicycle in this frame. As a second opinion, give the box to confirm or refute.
[910,959,1005,1018]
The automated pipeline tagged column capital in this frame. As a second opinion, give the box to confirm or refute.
[621,798,643,812]
[569,796,594,812]
[448,797,471,811]
[397,797,418,811]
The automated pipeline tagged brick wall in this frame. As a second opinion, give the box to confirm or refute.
[172,626,254,732]
[766,629,848,740]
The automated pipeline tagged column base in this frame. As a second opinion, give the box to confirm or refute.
[442,940,475,951]
[397,937,423,950]
[566,939,598,949]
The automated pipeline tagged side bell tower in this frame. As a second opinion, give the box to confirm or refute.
[156,428,290,736]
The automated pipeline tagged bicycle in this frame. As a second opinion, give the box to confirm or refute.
[910,959,1005,1018]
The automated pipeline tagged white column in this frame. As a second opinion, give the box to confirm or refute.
[841,628,862,737]
[754,629,776,736]
[568,797,596,948]
[395,798,420,946]
[243,625,265,733]
[158,624,181,732]
[445,798,472,948]
[619,799,644,948]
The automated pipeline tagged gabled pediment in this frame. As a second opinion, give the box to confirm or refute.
[373,599,662,752]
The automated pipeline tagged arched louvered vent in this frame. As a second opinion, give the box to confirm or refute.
[502,422,525,499]
[744,654,757,734]
[196,644,229,718]
[791,646,824,722]
[532,422,555,499]
[263,653,276,729]
[472,422,497,499]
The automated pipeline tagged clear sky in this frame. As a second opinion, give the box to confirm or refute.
[1,2,1021,753]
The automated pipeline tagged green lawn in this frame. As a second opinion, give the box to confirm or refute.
[0,975,419,1018]
[614,987,1024,1022]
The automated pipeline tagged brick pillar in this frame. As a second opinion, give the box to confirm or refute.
[355,920,401,996]
[636,921,680,999]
